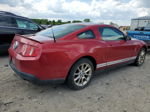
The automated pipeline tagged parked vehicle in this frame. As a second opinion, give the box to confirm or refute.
[127,23,150,48]
[9,23,147,90]
[0,11,44,52]
[135,27,144,31]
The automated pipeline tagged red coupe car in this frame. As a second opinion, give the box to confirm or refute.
[9,23,147,90]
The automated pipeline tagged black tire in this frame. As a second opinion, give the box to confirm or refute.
[67,58,94,90]
[134,48,146,66]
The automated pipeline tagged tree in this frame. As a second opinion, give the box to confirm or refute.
[72,20,82,23]
[83,19,90,22]
[109,22,119,28]
[48,20,52,25]
[32,19,49,25]
[57,20,62,25]
[62,21,71,24]
[31,19,92,25]
[52,20,56,25]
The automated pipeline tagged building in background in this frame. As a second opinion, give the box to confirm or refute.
[130,16,150,30]
[109,22,119,28]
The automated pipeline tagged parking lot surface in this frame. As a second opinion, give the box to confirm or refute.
[0,52,150,112]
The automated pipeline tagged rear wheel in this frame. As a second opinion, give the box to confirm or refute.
[134,48,146,66]
[67,58,94,90]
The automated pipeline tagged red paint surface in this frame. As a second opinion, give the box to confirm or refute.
[9,24,147,80]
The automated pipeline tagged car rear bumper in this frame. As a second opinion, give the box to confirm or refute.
[9,61,65,84]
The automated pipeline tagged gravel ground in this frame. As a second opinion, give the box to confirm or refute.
[0,52,150,112]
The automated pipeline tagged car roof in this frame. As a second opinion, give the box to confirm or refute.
[63,23,112,27]
[0,11,43,28]
[0,11,31,20]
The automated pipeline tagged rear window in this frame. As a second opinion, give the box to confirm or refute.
[16,18,38,30]
[36,24,85,38]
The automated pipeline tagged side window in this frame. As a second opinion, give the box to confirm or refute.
[78,30,95,39]
[0,16,17,27]
[16,18,38,31]
[99,27,124,41]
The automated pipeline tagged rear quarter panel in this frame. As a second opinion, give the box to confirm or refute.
[40,38,107,79]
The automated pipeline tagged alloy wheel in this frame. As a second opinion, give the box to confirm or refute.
[73,63,92,87]
[138,49,146,65]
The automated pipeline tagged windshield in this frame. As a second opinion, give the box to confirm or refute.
[36,24,85,38]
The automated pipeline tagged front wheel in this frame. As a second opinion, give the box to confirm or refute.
[67,58,94,90]
[134,48,146,66]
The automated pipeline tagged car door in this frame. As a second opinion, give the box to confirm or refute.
[99,27,136,67]
[0,15,18,44]
[15,18,40,35]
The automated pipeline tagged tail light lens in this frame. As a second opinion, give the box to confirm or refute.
[21,44,40,57]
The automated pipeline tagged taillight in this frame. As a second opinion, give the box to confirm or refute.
[21,44,40,57]
[12,41,19,50]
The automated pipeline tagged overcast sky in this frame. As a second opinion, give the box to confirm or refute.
[0,0,150,25]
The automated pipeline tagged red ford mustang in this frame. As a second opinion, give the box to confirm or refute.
[9,23,147,90]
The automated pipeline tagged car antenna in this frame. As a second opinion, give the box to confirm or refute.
[51,26,56,43]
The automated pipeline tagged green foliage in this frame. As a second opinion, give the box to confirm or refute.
[32,19,47,25]
[72,20,82,23]
[83,19,90,22]
[31,18,91,25]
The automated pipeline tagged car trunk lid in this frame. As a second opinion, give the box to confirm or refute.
[10,34,48,57]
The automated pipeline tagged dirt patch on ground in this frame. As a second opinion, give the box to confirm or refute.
[0,53,150,112]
